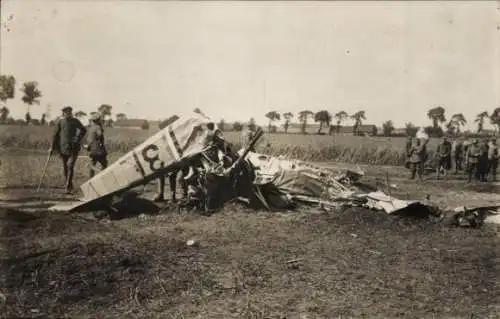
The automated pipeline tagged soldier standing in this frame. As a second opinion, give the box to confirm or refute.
[478,138,490,182]
[49,106,87,193]
[436,136,452,180]
[452,137,464,174]
[488,137,499,182]
[466,139,481,183]
[408,138,425,181]
[405,136,413,169]
[154,116,187,203]
[241,124,256,152]
[84,113,108,178]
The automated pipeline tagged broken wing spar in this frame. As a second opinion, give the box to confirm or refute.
[68,112,222,211]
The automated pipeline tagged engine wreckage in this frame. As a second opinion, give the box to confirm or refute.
[53,112,500,228]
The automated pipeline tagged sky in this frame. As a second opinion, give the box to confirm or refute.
[1,0,499,130]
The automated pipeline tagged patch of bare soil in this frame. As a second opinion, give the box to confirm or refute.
[1,200,499,318]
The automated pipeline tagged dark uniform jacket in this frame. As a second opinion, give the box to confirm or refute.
[437,141,452,158]
[86,122,107,156]
[51,117,87,156]
[466,144,481,164]
[409,144,425,163]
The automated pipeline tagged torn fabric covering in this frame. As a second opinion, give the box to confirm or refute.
[78,112,220,205]
[243,151,434,215]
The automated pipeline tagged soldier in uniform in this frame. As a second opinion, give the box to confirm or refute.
[408,138,425,181]
[405,136,413,169]
[488,137,499,182]
[436,136,452,180]
[84,113,108,178]
[479,139,490,182]
[452,137,464,174]
[241,124,256,152]
[466,139,481,183]
[154,116,187,203]
[49,106,87,193]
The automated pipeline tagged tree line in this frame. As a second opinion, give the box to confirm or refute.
[2,74,500,137]
[0,74,126,126]
[255,106,500,137]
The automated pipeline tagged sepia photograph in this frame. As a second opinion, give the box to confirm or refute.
[1,0,499,317]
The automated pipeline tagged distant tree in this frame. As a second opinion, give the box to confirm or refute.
[298,110,314,134]
[283,112,293,133]
[427,106,446,128]
[98,104,112,127]
[0,75,16,104]
[98,104,112,117]
[0,106,9,123]
[248,118,256,131]
[424,125,444,138]
[193,108,202,114]
[448,113,467,135]
[140,120,150,130]
[40,113,46,125]
[74,111,87,119]
[31,118,40,126]
[333,111,349,134]
[382,120,395,136]
[314,110,332,134]
[351,110,366,135]
[218,119,225,131]
[0,75,15,125]
[20,81,42,124]
[233,121,243,132]
[116,113,127,121]
[490,107,500,133]
[25,112,31,125]
[265,111,281,133]
[475,111,489,133]
[405,122,418,137]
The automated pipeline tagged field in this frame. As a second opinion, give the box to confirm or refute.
[0,124,444,166]
[1,125,500,318]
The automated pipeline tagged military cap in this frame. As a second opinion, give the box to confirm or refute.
[62,106,72,112]
[90,113,101,121]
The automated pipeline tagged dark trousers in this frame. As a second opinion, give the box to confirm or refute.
[467,162,479,182]
[89,154,108,178]
[478,158,489,182]
[61,153,78,190]
[156,167,189,200]
[410,162,423,180]
[489,159,498,181]
[454,155,463,172]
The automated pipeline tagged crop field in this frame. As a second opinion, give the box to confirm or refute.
[0,124,444,166]
[1,125,500,318]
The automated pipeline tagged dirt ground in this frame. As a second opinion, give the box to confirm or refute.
[1,153,500,318]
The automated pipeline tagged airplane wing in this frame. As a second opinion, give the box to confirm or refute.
[66,112,219,212]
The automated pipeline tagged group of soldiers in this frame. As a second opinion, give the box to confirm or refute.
[49,106,108,194]
[405,135,499,183]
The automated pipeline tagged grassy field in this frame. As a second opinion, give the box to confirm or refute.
[0,124,443,166]
[1,150,500,318]
[1,126,500,318]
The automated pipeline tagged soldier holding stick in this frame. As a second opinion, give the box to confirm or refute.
[49,106,87,193]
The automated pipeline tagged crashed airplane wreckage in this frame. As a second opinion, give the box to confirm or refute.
[55,112,500,227]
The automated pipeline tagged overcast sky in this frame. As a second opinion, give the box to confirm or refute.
[1,0,499,129]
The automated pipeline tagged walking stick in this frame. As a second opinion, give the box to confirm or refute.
[37,150,53,192]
